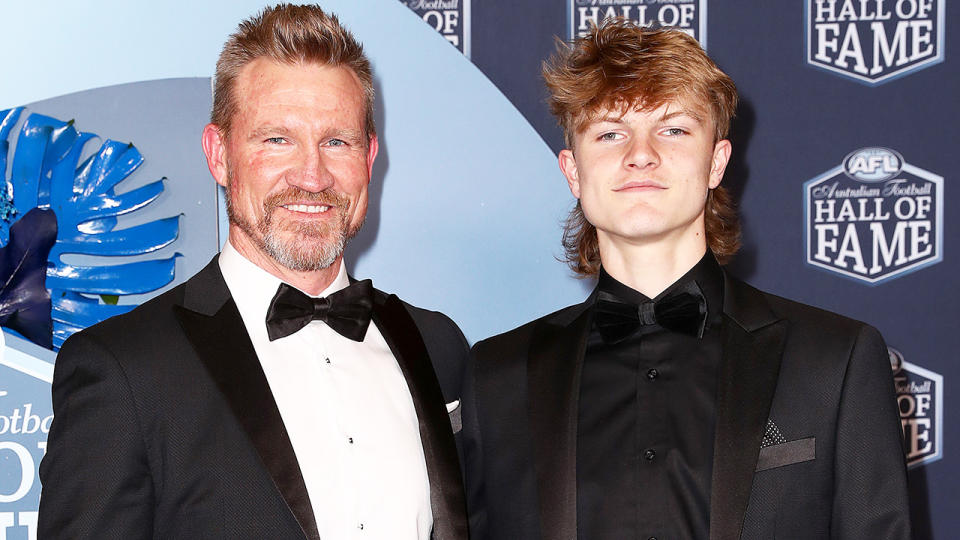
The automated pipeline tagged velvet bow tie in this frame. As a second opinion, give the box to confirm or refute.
[265,279,374,342]
[594,280,708,344]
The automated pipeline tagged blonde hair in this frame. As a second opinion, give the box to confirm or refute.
[212,3,375,139]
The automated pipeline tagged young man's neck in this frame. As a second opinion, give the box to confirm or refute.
[228,234,341,296]
[598,234,708,299]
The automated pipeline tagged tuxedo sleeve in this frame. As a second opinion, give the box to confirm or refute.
[830,324,910,539]
[38,332,153,539]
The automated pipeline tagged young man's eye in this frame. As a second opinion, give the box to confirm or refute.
[664,127,687,136]
[599,132,620,141]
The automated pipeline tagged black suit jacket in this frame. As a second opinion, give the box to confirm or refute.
[38,256,470,540]
[462,274,910,540]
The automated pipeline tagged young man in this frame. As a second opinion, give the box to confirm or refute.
[38,6,468,539]
[462,19,910,540]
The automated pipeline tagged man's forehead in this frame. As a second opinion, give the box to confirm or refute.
[237,57,356,83]
[584,97,710,126]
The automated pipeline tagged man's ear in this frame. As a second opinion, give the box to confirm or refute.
[366,134,379,181]
[709,139,732,189]
[558,149,581,199]
[201,124,229,188]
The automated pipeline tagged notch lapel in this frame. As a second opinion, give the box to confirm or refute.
[371,291,468,540]
[527,299,593,540]
[172,257,319,540]
[709,276,787,540]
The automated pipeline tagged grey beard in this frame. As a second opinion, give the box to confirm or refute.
[260,221,347,271]
[224,185,362,272]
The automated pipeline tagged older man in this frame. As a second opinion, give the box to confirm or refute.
[38,5,468,539]
[462,18,909,540]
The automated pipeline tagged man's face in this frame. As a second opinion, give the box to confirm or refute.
[203,58,377,272]
[559,100,730,252]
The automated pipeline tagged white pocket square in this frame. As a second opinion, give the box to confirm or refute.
[446,399,460,413]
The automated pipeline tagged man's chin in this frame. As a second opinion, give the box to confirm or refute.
[264,233,345,272]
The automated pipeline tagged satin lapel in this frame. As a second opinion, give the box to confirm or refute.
[527,300,592,540]
[372,292,468,540]
[172,258,319,540]
[709,276,786,540]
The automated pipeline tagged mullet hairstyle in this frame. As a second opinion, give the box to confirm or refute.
[211,3,376,141]
[544,19,741,275]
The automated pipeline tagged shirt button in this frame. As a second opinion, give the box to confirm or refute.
[358,523,364,530]
[646,368,659,380]
[325,357,331,364]
[348,437,354,444]
[644,448,656,461]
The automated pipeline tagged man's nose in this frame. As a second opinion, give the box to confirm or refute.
[625,136,660,170]
[288,146,335,192]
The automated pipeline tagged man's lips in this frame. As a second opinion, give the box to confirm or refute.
[613,181,666,192]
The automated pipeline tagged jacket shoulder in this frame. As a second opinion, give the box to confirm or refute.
[472,301,588,357]
[759,286,870,333]
[727,277,882,353]
[401,299,467,345]
[60,278,190,356]
[371,287,469,350]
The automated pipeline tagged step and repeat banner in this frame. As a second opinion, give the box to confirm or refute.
[0,1,955,538]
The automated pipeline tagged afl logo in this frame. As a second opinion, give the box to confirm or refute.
[803,147,943,284]
[805,0,945,86]
[843,147,903,182]
[889,348,944,468]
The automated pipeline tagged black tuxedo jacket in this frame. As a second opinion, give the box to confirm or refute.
[38,257,470,540]
[462,274,910,540]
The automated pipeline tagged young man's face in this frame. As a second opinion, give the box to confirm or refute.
[559,100,731,254]
[203,59,378,272]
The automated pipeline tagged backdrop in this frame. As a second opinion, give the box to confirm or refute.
[0,1,954,538]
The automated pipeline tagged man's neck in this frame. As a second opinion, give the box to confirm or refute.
[227,234,341,296]
[598,234,708,298]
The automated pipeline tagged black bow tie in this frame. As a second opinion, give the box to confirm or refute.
[594,280,708,344]
[265,280,374,342]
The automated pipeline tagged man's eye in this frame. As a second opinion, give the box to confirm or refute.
[663,128,687,136]
[599,132,620,141]
[265,137,287,144]
[327,138,347,147]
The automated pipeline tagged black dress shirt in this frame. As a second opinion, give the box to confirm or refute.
[577,252,725,540]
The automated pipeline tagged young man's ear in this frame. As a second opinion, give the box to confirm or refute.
[559,149,581,199]
[708,139,732,189]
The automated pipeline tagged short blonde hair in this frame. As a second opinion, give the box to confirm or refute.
[212,3,375,139]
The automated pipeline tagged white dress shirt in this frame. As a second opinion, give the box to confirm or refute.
[219,242,432,540]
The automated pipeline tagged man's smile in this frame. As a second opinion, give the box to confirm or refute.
[280,203,333,214]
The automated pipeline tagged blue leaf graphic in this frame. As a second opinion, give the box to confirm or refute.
[1,107,180,350]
